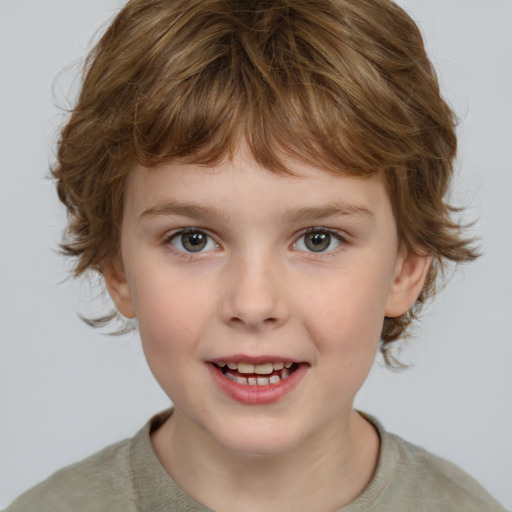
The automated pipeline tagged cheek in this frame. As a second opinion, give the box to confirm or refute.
[300,267,390,344]
[296,262,392,388]
[129,271,214,363]
[132,276,216,406]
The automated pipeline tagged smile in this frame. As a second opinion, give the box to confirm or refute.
[208,359,306,405]
[214,361,298,386]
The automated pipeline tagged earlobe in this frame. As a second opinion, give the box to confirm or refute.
[103,260,136,319]
[384,251,431,318]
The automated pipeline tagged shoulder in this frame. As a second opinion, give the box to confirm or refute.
[384,430,506,512]
[4,438,137,512]
[346,413,507,512]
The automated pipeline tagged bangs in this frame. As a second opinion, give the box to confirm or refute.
[118,0,427,178]
[55,0,475,357]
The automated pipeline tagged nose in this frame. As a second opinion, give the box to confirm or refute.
[219,252,289,332]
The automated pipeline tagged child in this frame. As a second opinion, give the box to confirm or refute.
[4,0,507,510]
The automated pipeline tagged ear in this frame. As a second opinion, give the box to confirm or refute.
[385,250,431,318]
[102,259,136,319]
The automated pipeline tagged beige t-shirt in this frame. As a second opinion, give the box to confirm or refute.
[5,409,506,512]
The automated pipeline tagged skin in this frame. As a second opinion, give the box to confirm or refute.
[105,148,430,512]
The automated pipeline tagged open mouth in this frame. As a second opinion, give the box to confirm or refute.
[213,361,300,386]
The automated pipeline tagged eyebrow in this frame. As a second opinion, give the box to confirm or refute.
[140,200,373,222]
[283,203,373,223]
[141,201,216,220]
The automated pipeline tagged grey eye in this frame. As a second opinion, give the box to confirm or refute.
[304,232,331,252]
[181,232,207,252]
[170,230,217,253]
[295,230,342,253]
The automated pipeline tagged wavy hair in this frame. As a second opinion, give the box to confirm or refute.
[53,0,478,364]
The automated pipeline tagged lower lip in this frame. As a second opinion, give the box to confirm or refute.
[208,363,307,405]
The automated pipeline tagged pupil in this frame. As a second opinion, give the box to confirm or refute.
[306,232,330,252]
[182,232,207,252]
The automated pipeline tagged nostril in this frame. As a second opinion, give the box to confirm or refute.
[228,315,281,330]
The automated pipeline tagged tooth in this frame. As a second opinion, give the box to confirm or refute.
[272,362,284,370]
[238,362,255,374]
[217,361,226,367]
[269,375,280,384]
[257,377,270,385]
[284,362,293,369]
[225,372,235,382]
[235,375,248,385]
[227,362,237,370]
[248,377,258,386]
[254,363,273,375]
[281,369,290,379]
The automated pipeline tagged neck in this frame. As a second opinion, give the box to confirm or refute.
[151,408,379,512]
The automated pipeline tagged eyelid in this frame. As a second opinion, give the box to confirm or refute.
[161,226,347,257]
[292,227,346,254]
[164,227,220,254]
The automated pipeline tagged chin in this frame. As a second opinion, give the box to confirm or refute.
[212,419,306,458]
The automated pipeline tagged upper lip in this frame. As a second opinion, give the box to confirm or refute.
[208,354,304,365]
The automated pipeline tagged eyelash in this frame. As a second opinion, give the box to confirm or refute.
[163,228,220,257]
[163,227,346,257]
[293,228,345,256]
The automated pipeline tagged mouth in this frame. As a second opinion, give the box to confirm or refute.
[211,361,300,386]
[208,358,307,404]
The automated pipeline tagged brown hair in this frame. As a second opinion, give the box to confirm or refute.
[54,0,478,364]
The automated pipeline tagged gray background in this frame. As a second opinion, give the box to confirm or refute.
[1,0,511,508]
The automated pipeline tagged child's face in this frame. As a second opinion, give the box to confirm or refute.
[106,148,427,456]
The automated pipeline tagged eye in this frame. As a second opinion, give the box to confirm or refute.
[294,229,343,253]
[168,229,218,253]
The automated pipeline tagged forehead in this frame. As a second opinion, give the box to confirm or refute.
[123,150,393,229]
